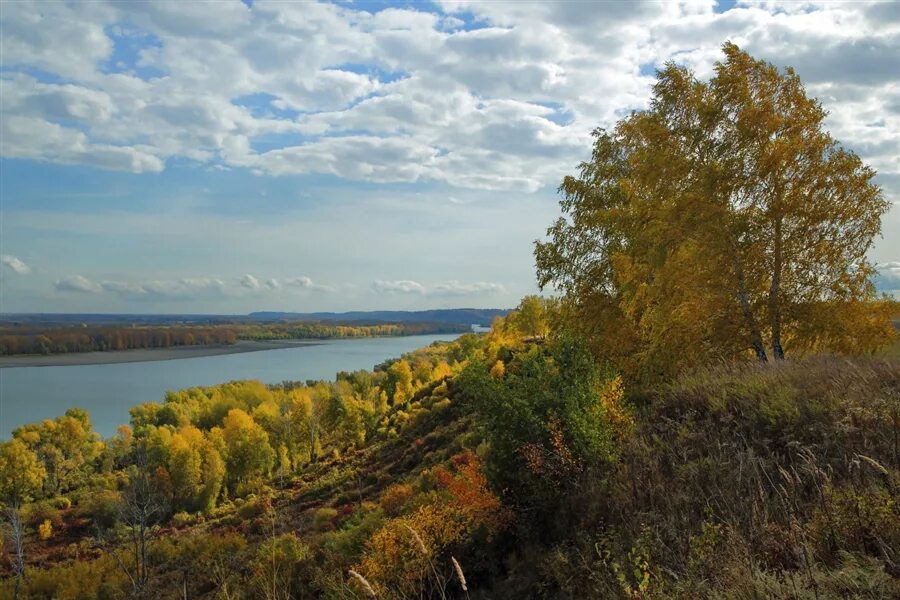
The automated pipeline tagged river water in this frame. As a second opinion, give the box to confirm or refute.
[0,334,460,438]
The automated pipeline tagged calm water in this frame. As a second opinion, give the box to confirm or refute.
[0,334,459,438]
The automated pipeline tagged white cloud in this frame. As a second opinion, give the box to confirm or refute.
[371,279,505,296]
[99,280,150,296]
[1,254,31,275]
[55,275,103,293]
[875,261,900,291]
[98,277,229,300]
[431,281,506,296]
[0,1,894,197]
[283,276,335,293]
[54,276,233,299]
[50,273,339,300]
[0,1,114,80]
[240,273,260,290]
[372,279,427,294]
[284,276,314,288]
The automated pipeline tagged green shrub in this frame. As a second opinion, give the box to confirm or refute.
[25,501,63,528]
[313,507,339,529]
[171,511,195,528]
[236,494,268,520]
[52,496,72,510]
[83,490,121,530]
[321,504,385,563]
[250,533,312,598]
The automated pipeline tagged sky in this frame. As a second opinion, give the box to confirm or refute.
[1,0,898,314]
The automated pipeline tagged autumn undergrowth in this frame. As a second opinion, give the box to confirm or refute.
[3,325,898,599]
[495,356,899,599]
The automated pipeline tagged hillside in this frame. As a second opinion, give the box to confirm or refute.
[2,312,897,599]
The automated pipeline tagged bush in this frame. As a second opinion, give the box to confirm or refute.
[314,507,339,529]
[171,511,195,528]
[10,553,129,599]
[251,533,312,598]
[38,519,53,540]
[322,504,385,563]
[25,501,63,529]
[237,495,269,521]
[458,335,629,535]
[84,489,121,530]
[51,497,72,510]
[379,483,414,517]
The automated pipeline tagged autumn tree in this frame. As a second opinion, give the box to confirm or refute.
[217,409,274,492]
[252,397,300,484]
[109,451,168,597]
[0,439,46,599]
[506,295,551,339]
[289,386,329,464]
[0,440,46,507]
[326,380,377,450]
[12,408,102,496]
[166,425,224,513]
[535,43,893,381]
[387,359,415,405]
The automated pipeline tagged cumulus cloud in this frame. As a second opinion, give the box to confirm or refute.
[95,277,229,299]
[54,275,231,299]
[431,281,506,296]
[282,276,335,293]
[372,279,427,294]
[284,276,314,288]
[0,1,895,195]
[240,273,260,290]
[55,275,103,293]
[1,254,32,275]
[49,273,339,300]
[372,279,505,296]
[875,261,900,291]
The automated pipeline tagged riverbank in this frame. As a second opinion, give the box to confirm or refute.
[0,339,322,368]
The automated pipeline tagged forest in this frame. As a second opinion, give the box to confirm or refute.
[1,45,898,599]
[0,322,468,356]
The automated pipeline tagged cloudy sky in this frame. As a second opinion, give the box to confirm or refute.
[1,0,898,314]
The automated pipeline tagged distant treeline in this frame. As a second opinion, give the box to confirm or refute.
[0,321,468,356]
[236,321,467,341]
[0,326,238,356]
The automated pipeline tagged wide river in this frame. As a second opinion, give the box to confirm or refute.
[0,334,460,438]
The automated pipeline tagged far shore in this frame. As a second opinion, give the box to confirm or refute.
[0,339,322,368]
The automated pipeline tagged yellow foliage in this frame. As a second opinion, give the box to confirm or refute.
[38,518,52,540]
[489,360,506,379]
[379,483,414,517]
[597,375,632,438]
[535,43,893,381]
[357,454,507,597]
[432,361,454,381]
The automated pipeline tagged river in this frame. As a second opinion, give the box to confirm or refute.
[0,333,460,438]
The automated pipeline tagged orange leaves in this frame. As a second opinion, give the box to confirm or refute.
[520,415,582,486]
[379,483,414,517]
[359,504,466,597]
[437,451,506,531]
[357,454,507,597]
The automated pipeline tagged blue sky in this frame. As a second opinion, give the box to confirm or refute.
[1,0,898,313]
